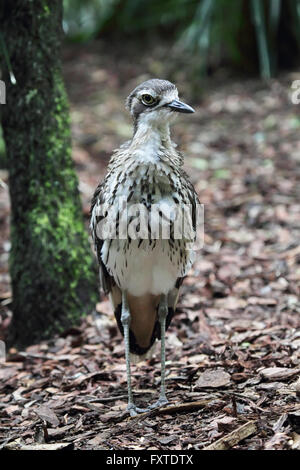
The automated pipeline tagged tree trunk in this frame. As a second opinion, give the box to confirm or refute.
[1,0,98,348]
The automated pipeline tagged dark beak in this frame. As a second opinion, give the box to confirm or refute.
[166,99,195,114]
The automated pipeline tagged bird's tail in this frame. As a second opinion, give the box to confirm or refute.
[110,281,183,356]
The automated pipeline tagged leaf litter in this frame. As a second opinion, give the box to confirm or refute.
[0,40,300,450]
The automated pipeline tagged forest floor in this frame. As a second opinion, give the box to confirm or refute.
[0,40,300,450]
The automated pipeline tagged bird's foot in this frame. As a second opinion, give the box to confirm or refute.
[148,395,169,410]
[127,403,148,417]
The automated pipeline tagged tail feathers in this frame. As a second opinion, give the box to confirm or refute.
[114,304,175,356]
[110,280,183,357]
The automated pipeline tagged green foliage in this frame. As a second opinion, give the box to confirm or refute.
[251,0,271,78]
[63,0,120,40]
[0,126,6,168]
[63,0,300,77]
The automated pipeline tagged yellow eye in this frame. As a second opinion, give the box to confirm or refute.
[141,94,156,106]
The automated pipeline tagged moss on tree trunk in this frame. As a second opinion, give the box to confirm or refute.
[1,0,98,348]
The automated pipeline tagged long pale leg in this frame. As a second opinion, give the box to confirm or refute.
[121,290,147,416]
[149,293,169,409]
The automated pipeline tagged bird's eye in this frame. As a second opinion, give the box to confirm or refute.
[141,94,156,106]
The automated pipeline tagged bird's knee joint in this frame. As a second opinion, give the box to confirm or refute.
[158,306,168,322]
[121,309,131,326]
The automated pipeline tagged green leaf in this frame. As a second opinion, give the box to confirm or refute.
[251,0,272,79]
[214,168,231,179]
[189,157,209,170]
[0,31,16,84]
[269,0,281,31]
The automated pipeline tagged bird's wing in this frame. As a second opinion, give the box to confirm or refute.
[166,168,201,314]
[181,167,201,234]
[90,182,115,295]
[90,141,132,295]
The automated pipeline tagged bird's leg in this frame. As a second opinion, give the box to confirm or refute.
[121,290,147,416]
[149,293,169,409]
[157,293,169,406]
[121,291,134,413]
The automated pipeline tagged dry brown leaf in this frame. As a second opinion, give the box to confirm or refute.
[215,297,247,310]
[260,367,300,381]
[35,405,60,427]
[195,369,231,389]
[247,297,277,306]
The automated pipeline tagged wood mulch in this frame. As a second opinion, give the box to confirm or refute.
[0,40,299,450]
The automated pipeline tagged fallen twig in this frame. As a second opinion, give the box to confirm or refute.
[82,394,128,404]
[0,177,8,189]
[129,400,210,420]
[277,245,300,260]
[3,440,74,450]
[203,421,258,450]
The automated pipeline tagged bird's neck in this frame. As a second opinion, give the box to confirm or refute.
[131,120,172,151]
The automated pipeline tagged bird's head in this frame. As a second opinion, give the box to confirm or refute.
[126,79,194,133]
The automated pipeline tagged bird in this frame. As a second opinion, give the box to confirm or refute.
[90,78,200,416]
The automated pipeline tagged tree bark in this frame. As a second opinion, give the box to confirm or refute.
[1,0,98,348]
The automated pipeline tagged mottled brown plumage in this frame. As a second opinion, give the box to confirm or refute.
[90,79,199,415]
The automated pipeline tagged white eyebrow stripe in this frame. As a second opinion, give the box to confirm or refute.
[157,89,179,106]
[137,89,158,98]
